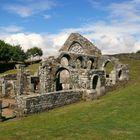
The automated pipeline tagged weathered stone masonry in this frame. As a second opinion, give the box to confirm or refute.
[16,90,83,116]
[0,33,129,117]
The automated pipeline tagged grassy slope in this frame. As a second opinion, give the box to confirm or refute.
[0,63,40,76]
[0,58,140,140]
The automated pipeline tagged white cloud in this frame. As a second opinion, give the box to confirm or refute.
[44,14,52,20]
[4,0,56,17]
[83,0,140,53]
[134,40,140,51]
[108,0,140,23]
[0,25,23,33]
[0,32,67,56]
[1,0,140,56]
[1,23,139,58]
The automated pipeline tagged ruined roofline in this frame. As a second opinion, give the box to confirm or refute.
[59,32,102,56]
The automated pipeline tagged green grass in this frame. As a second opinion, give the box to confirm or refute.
[25,63,40,74]
[0,69,17,76]
[0,63,40,76]
[0,58,140,140]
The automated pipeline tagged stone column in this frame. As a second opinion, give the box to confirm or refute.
[39,67,47,94]
[111,70,117,85]
[0,100,2,121]
[16,64,25,95]
[1,78,6,96]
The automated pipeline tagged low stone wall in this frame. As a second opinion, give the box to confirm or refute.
[106,80,128,93]
[16,90,83,116]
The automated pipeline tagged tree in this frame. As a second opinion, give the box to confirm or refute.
[0,40,11,62]
[11,45,26,62]
[0,40,26,62]
[26,47,43,58]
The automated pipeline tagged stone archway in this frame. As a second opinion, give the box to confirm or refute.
[87,58,94,69]
[75,56,83,69]
[91,75,101,90]
[60,54,70,66]
[103,60,114,78]
[102,60,116,85]
[55,68,70,91]
[90,74,105,98]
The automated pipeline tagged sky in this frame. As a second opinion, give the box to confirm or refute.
[0,0,140,56]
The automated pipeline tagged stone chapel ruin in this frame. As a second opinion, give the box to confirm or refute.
[0,33,129,120]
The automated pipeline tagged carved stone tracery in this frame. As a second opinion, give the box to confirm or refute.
[69,43,84,54]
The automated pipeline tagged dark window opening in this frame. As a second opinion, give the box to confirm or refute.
[92,75,98,89]
[118,70,122,78]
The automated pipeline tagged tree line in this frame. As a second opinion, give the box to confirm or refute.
[0,40,43,63]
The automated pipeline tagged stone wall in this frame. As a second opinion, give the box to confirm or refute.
[0,100,2,121]
[0,77,16,97]
[16,90,83,116]
[0,33,129,118]
[105,80,128,93]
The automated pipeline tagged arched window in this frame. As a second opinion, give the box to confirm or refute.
[69,42,84,54]
[55,68,70,91]
[75,57,83,69]
[87,59,94,69]
[92,75,99,89]
[61,57,69,66]
[103,61,114,78]
[118,70,122,78]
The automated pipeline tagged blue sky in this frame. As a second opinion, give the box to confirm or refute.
[0,0,110,33]
[0,0,140,56]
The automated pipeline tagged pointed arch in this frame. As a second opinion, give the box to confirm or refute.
[68,42,84,54]
[87,58,94,69]
[75,56,83,69]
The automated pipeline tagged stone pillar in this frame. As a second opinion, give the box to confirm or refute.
[39,66,49,94]
[1,78,6,96]
[16,64,25,95]
[111,70,117,85]
[0,100,2,121]
[121,65,129,81]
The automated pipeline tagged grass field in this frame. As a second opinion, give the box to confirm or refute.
[0,63,40,76]
[0,58,140,140]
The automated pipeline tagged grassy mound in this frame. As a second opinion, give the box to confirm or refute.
[0,58,140,140]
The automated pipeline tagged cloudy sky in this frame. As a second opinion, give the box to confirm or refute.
[0,0,140,56]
